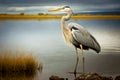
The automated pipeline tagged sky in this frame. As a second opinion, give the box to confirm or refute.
[0,0,120,13]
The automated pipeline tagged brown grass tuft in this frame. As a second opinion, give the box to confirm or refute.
[0,49,42,79]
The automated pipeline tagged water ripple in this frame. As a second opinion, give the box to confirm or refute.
[102,45,120,53]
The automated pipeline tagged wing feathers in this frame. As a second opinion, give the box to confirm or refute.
[68,23,101,53]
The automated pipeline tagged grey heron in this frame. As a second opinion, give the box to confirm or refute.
[49,6,101,75]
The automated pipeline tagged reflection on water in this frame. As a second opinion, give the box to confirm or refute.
[0,71,37,80]
[0,19,120,80]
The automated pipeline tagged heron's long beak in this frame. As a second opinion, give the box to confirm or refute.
[48,7,64,12]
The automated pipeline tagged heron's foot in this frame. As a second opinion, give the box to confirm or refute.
[68,71,82,78]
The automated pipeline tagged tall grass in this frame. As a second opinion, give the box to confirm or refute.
[0,49,42,79]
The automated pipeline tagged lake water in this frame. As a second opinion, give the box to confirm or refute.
[0,19,120,80]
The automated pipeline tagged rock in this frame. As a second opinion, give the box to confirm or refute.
[49,75,68,80]
[75,73,113,80]
[75,73,101,80]
[100,76,113,80]
[85,73,101,80]
[115,75,120,80]
[50,73,115,80]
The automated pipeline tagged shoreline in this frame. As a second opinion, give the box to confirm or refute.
[0,14,120,20]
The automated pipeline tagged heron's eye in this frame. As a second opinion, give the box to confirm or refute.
[64,6,70,8]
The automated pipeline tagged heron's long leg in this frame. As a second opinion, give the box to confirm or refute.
[74,46,79,77]
[80,44,85,73]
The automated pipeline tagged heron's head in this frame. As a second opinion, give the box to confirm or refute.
[48,6,72,13]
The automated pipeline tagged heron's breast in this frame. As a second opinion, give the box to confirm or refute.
[63,29,72,44]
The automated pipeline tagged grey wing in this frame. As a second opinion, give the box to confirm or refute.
[68,23,101,53]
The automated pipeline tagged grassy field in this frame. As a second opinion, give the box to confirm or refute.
[0,14,120,20]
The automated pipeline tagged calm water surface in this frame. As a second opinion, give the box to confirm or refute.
[0,19,120,80]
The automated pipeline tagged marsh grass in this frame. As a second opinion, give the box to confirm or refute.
[0,49,42,79]
[0,14,120,20]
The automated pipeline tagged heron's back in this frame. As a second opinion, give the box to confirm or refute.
[68,22,101,53]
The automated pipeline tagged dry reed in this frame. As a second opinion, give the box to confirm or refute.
[0,49,41,78]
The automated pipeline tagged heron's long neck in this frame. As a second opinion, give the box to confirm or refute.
[61,10,72,44]
[61,10,72,30]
